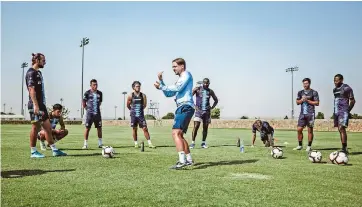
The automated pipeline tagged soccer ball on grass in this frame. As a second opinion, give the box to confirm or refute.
[308,150,322,163]
[102,146,115,158]
[329,151,348,165]
[271,147,283,159]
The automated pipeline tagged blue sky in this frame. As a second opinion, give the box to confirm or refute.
[1,2,361,119]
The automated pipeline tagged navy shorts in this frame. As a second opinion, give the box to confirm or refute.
[173,105,195,134]
[194,110,211,124]
[131,115,147,128]
[297,113,315,128]
[28,103,49,124]
[261,131,274,141]
[334,112,349,128]
[85,113,102,129]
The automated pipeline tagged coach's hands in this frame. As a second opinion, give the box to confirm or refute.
[34,105,39,115]
[154,81,161,89]
[157,71,163,81]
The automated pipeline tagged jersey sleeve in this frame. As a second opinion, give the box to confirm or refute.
[313,90,319,101]
[83,91,89,102]
[99,91,103,103]
[160,72,191,93]
[296,91,302,100]
[263,122,273,133]
[347,86,354,99]
[252,124,257,133]
[25,70,37,88]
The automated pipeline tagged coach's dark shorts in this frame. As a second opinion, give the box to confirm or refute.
[85,113,102,129]
[194,110,211,124]
[297,113,315,128]
[334,112,349,128]
[130,115,147,128]
[28,103,49,123]
[173,105,195,134]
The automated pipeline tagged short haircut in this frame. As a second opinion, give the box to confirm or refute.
[132,81,141,88]
[302,78,311,84]
[53,104,63,111]
[203,78,210,83]
[90,79,97,84]
[334,74,344,80]
[172,58,186,69]
[31,53,44,64]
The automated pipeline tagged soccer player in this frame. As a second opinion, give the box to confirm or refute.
[333,74,355,153]
[38,104,69,150]
[127,81,156,148]
[25,53,67,158]
[293,78,320,151]
[82,79,103,149]
[190,78,218,149]
[251,120,274,147]
[154,58,195,169]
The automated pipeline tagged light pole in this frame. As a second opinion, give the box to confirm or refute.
[60,98,63,105]
[10,107,12,114]
[80,37,90,119]
[21,62,28,115]
[122,91,127,120]
[3,103,6,113]
[25,104,27,119]
[114,105,117,120]
[286,66,299,119]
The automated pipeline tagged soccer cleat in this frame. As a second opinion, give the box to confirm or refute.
[341,149,349,155]
[52,150,67,157]
[82,145,88,150]
[169,161,187,170]
[201,143,208,149]
[134,144,139,148]
[185,160,194,166]
[306,146,312,152]
[189,143,195,149]
[98,144,103,148]
[40,142,47,151]
[293,146,303,150]
[148,144,156,149]
[31,151,45,158]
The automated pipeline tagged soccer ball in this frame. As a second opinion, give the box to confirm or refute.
[102,146,115,158]
[329,151,348,165]
[308,150,322,163]
[271,147,283,159]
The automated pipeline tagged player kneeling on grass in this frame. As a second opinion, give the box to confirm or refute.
[251,120,274,147]
[38,104,68,150]
[127,81,156,148]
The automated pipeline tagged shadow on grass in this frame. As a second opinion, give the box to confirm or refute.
[350,152,362,156]
[68,153,102,157]
[314,148,351,151]
[192,159,258,170]
[1,169,75,179]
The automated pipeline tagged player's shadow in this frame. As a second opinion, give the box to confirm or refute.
[152,145,174,148]
[1,169,75,179]
[314,148,351,151]
[58,148,87,151]
[68,153,102,157]
[350,152,362,156]
[192,159,258,170]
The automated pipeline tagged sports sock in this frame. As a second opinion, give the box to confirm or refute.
[31,147,37,153]
[202,141,206,145]
[84,140,88,146]
[298,141,302,146]
[192,141,195,144]
[308,141,312,147]
[342,143,347,151]
[134,141,138,145]
[50,144,58,151]
[186,153,193,162]
[148,140,152,145]
[178,151,186,164]
[98,138,102,146]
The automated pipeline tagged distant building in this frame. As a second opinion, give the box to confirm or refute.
[0,114,25,121]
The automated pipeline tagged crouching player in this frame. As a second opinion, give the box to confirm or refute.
[38,104,68,150]
[251,120,274,147]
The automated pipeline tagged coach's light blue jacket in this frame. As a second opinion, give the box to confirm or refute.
[159,70,194,109]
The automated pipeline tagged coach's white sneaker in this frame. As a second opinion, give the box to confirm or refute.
[306,146,312,152]
[293,146,303,150]
[82,145,88,150]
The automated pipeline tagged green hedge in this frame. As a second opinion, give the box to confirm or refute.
[1,120,82,125]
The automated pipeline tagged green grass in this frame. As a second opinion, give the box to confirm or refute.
[1,125,362,207]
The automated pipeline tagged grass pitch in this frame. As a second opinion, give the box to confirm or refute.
[1,125,362,207]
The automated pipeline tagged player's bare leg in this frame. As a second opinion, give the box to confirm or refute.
[182,135,193,165]
[42,120,66,156]
[83,128,91,149]
[190,121,200,148]
[133,127,139,148]
[338,126,348,153]
[142,127,156,148]
[306,127,314,152]
[38,130,47,151]
[170,129,189,169]
[30,123,44,157]
[96,127,103,148]
[201,123,209,148]
[294,127,304,150]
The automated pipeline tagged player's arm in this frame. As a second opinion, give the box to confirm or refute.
[192,87,199,96]
[252,126,257,146]
[348,87,355,112]
[126,94,132,110]
[296,91,303,105]
[210,90,219,109]
[143,94,147,109]
[159,73,191,94]
[158,80,177,97]
[99,91,103,106]
[307,90,319,106]
[59,116,66,130]
[82,91,88,108]
[26,71,39,109]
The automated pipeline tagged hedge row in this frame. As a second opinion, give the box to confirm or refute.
[1,120,83,125]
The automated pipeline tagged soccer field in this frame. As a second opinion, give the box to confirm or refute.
[1,125,362,207]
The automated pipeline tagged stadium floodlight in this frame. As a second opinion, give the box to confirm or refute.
[21,62,28,116]
[285,66,299,119]
[122,92,127,120]
[80,37,90,118]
